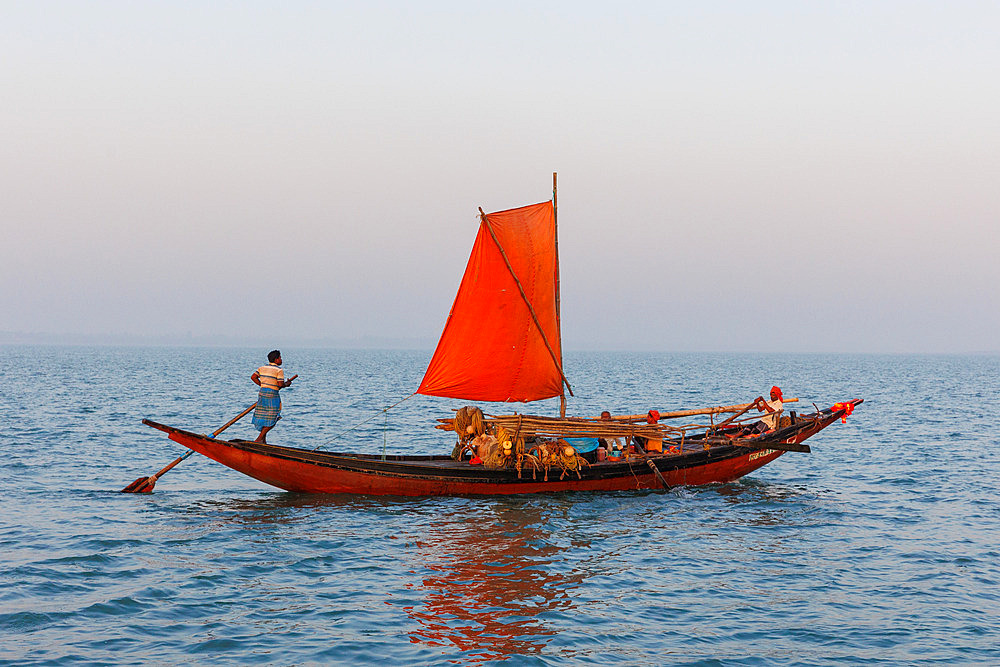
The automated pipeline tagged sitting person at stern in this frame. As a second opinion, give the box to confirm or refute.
[642,410,663,453]
[748,386,784,433]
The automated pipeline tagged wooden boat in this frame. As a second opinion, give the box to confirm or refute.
[143,175,861,495]
[142,404,859,495]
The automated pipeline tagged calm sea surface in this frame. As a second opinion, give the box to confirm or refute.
[1,346,998,665]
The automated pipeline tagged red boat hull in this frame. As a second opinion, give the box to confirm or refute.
[167,431,783,494]
[142,402,857,496]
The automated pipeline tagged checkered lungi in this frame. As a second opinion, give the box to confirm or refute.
[252,388,281,429]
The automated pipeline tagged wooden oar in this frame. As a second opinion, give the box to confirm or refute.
[121,402,257,493]
[712,401,760,430]
[646,459,671,491]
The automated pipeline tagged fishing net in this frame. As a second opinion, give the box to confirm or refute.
[526,439,587,481]
[454,406,485,442]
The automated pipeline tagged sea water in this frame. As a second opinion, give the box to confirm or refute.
[1,346,998,665]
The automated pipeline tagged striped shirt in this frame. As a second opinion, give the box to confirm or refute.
[257,363,285,390]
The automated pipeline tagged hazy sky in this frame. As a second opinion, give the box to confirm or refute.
[2,1,997,353]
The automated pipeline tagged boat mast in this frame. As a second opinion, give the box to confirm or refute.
[554,171,566,418]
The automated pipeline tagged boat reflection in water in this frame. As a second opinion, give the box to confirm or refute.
[401,501,587,663]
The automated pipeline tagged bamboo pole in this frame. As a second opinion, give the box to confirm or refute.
[479,208,574,398]
[443,398,797,424]
[609,399,799,422]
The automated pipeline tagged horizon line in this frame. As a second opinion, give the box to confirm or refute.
[1,331,996,356]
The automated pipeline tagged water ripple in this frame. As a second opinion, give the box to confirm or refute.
[1,348,999,664]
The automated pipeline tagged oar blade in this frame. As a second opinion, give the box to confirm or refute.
[121,477,155,493]
[123,402,256,493]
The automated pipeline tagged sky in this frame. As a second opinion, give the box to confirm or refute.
[2,1,997,353]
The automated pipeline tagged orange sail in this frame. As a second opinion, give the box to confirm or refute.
[417,201,565,402]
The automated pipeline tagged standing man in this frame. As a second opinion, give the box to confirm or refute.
[251,350,296,443]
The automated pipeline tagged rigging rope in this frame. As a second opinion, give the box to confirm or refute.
[310,392,417,452]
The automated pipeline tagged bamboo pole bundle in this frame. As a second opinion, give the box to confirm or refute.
[435,398,800,441]
[487,415,666,440]
[607,399,798,423]
[437,415,669,440]
[445,399,797,423]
